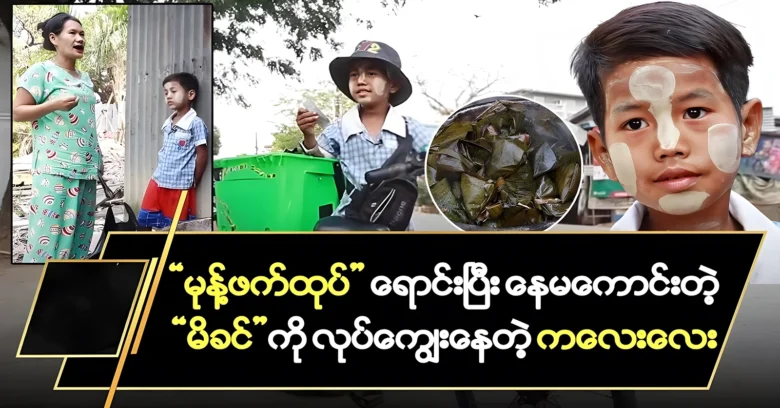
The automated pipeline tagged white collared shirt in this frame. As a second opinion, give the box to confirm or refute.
[300,105,434,219]
[612,191,780,284]
[152,108,209,189]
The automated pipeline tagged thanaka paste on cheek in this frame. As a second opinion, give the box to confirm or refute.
[374,81,386,97]
[607,143,637,196]
[707,123,740,173]
[658,191,709,215]
[629,66,680,149]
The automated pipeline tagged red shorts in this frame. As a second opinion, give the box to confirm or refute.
[138,179,196,227]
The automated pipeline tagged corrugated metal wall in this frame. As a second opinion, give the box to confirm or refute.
[125,4,212,219]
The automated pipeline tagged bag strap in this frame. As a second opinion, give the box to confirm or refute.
[346,117,412,195]
[377,116,412,172]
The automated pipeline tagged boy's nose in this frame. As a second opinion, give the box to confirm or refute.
[654,136,691,160]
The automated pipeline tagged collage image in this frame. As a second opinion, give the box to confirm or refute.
[1,1,780,407]
[4,1,780,264]
[7,1,777,266]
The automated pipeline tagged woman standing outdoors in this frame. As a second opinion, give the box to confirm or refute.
[13,12,102,262]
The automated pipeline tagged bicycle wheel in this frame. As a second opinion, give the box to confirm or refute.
[454,391,637,408]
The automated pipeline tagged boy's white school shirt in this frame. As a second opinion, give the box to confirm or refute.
[300,104,431,230]
[611,191,780,284]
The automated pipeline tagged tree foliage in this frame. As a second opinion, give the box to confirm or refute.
[270,83,356,152]
[53,0,407,109]
[25,0,560,111]
[12,5,128,157]
[416,71,502,117]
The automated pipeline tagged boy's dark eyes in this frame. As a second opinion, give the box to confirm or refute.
[622,119,648,131]
[349,71,378,77]
[621,107,711,131]
[684,107,709,119]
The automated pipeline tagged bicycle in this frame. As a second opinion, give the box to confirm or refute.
[89,174,150,259]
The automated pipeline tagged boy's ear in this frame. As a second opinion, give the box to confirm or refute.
[388,79,399,95]
[587,128,619,182]
[740,98,762,157]
[187,89,196,102]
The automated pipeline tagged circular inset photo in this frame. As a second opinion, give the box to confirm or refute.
[425,95,584,231]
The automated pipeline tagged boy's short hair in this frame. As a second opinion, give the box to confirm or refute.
[163,72,200,103]
[349,59,396,83]
[570,1,753,137]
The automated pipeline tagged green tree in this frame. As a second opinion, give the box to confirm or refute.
[12,5,69,157]
[270,82,356,151]
[42,0,562,109]
[12,5,128,157]
[82,5,128,104]
[59,0,407,109]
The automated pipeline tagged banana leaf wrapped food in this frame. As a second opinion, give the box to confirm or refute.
[460,173,497,222]
[427,99,583,229]
[430,179,469,224]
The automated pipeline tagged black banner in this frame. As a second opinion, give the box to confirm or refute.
[18,260,147,357]
[55,232,762,389]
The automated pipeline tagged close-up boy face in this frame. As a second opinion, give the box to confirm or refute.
[163,81,194,110]
[348,60,398,106]
[592,55,760,215]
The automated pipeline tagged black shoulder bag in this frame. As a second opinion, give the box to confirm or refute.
[344,118,418,231]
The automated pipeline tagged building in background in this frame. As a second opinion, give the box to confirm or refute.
[568,104,780,224]
[124,4,213,220]
[509,89,588,120]
[732,107,780,222]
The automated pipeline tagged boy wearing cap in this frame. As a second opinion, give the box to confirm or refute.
[296,40,433,229]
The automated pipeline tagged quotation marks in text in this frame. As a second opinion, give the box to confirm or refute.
[171,315,268,326]
[169,262,184,272]
[350,262,365,272]
[172,315,268,350]
[184,261,364,312]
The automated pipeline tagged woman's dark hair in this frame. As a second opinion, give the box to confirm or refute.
[570,1,753,138]
[37,12,82,52]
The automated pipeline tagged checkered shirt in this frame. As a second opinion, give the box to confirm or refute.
[300,105,433,218]
[152,108,208,189]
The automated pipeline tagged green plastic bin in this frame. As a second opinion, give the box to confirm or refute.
[214,153,345,231]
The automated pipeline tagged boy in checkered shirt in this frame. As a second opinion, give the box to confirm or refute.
[296,40,432,229]
[138,72,209,228]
